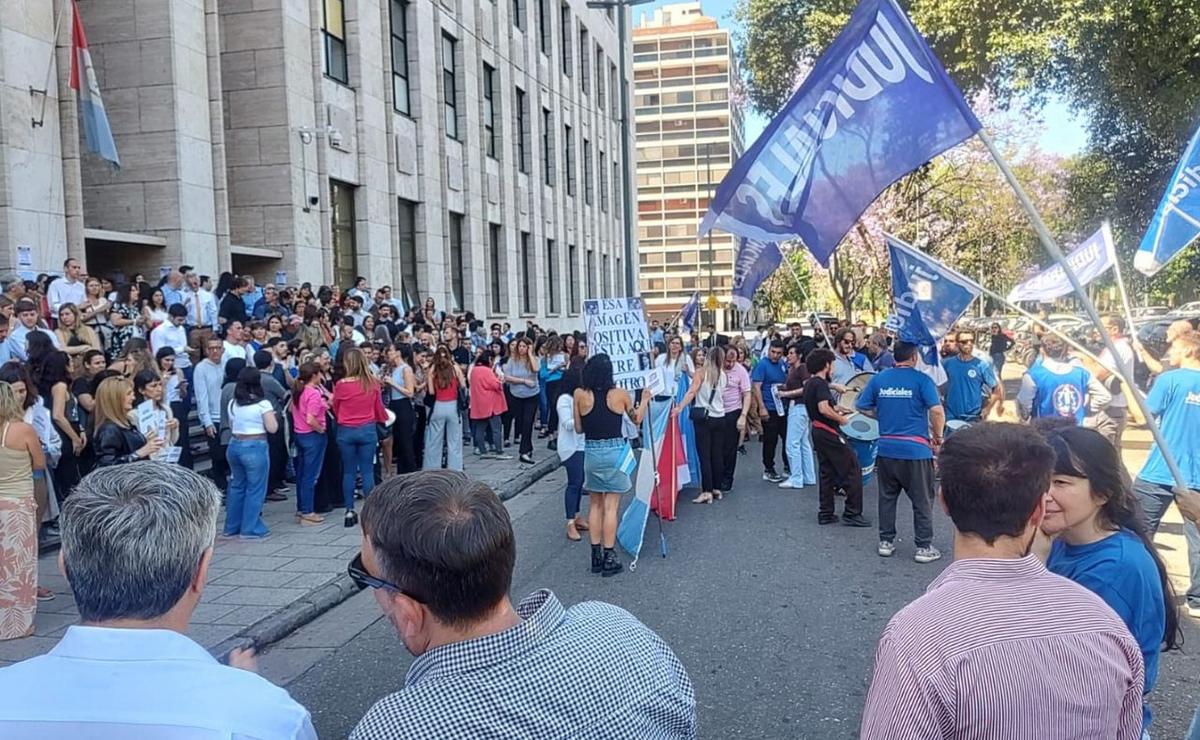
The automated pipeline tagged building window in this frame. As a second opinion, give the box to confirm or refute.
[398,198,419,310]
[538,0,550,56]
[542,108,554,186]
[564,123,575,196]
[596,48,605,110]
[560,4,573,76]
[516,88,529,173]
[520,233,535,314]
[583,138,593,205]
[612,159,620,215]
[330,180,356,289]
[602,254,610,297]
[579,27,589,94]
[322,0,348,83]
[442,33,458,140]
[448,213,465,310]
[512,0,523,30]
[599,151,608,212]
[568,243,579,312]
[483,64,497,158]
[586,247,596,299]
[489,224,504,315]
[609,62,619,120]
[545,238,559,314]
[389,0,410,114]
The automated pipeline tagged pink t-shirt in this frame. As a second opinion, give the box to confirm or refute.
[292,385,328,434]
[722,363,751,411]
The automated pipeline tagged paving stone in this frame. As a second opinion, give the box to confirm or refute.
[0,636,60,663]
[190,601,242,624]
[211,569,314,588]
[272,544,353,559]
[256,647,335,685]
[209,586,311,607]
[185,624,243,649]
[210,554,295,571]
[31,611,77,637]
[215,604,280,627]
[282,572,342,591]
[274,557,344,573]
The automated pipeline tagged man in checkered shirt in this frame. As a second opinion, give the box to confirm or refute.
[347,470,697,739]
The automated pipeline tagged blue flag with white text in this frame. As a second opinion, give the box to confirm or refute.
[730,239,783,312]
[887,235,981,366]
[680,292,700,333]
[1007,223,1115,304]
[1136,122,1200,276]
[698,0,980,266]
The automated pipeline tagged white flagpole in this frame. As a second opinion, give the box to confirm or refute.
[978,130,1191,494]
[1108,221,1142,342]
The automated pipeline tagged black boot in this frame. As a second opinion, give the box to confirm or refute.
[590,544,604,574]
[601,548,623,578]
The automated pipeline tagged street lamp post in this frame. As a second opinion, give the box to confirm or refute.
[588,0,656,298]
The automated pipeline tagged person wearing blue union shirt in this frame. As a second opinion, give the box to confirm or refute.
[941,329,1001,422]
[856,342,946,564]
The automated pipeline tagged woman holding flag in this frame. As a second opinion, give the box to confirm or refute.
[574,355,650,578]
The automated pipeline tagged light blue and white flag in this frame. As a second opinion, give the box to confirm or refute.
[1136,122,1200,276]
[1006,223,1115,304]
[680,292,700,333]
[698,0,980,265]
[730,238,783,312]
[887,235,981,370]
[70,0,120,168]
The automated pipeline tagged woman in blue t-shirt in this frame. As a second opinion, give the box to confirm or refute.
[1036,425,1180,734]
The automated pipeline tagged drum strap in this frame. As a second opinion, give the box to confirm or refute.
[879,434,931,448]
[812,420,843,437]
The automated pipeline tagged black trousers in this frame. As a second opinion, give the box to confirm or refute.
[390,398,418,474]
[170,400,193,469]
[812,427,863,518]
[206,433,228,491]
[719,412,741,491]
[761,410,787,473]
[510,394,539,456]
[694,415,726,493]
[267,427,286,492]
[877,457,935,548]
[545,379,562,433]
[502,386,515,441]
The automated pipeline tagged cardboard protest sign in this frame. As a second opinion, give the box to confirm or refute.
[584,297,652,391]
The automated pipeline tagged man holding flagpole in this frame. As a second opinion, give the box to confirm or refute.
[1083,315,1136,446]
[1016,335,1111,425]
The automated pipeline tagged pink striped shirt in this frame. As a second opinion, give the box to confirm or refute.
[861,555,1144,740]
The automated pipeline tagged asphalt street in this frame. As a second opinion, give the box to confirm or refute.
[266,445,1200,739]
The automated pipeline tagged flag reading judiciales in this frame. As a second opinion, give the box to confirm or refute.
[730,239,783,313]
[1007,224,1115,304]
[886,235,981,367]
[698,0,980,266]
[1135,121,1200,277]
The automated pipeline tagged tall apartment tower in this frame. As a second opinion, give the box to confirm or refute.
[633,2,743,329]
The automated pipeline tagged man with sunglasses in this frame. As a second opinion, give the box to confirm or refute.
[941,330,1001,423]
[831,328,874,386]
[347,471,697,739]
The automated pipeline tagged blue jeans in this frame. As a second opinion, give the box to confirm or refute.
[337,423,377,511]
[224,438,269,537]
[563,450,584,519]
[1135,477,1200,608]
[472,416,502,454]
[784,403,817,486]
[294,431,327,515]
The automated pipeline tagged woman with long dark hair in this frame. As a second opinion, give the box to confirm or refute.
[1036,426,1180,735]
[423,345,465,471]
[573,354,650,577]
[131,367,179,451]
[223,367,277,539]
[107,283,144,361]
[32,350,84,498]
[468,349,508,459]
[214,272,234,301]
[291,362,329,525]
[331,348,387,527]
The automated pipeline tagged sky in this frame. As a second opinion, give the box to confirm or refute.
[635,0,1090,156]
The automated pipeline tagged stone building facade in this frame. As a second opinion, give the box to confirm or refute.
[0,0,633,325]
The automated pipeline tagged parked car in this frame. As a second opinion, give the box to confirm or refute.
[1175,301,1200,316]
[1138,316,1200,361]
[1131,305,1171,318]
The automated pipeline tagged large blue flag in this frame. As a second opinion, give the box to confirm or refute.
[730,238,783,312]
[1136,122,1200,276]
[680,292,700,333]
[699,0,980,266]
[1007,223,1115,303]
[887,235,981,363]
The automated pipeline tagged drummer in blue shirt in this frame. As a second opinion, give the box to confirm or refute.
[941,329,1002,422]
[856,342,946,564]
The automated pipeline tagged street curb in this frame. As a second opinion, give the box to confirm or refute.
[210,456,561,661]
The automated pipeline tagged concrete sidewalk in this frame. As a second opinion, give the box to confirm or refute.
[0,449,561,666]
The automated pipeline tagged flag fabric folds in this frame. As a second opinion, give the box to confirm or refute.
[680,292,700,334]
[70,0,120,167]
[698,0,980,266]
[730,239,783,312]
[886,235,981,368]
[617,449,657,562]
[650,414,687,521]
[1007,223,1116,303]
[1136,122,1200,276]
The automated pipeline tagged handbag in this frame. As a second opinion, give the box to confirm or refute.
[688,383,719,423]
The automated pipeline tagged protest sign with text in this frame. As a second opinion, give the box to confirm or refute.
[584,297,652,390]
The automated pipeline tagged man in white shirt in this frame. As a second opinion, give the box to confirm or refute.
[5,299,62,361]
[1085,314,1136,446]
[222,320,250,369]
[151,305,193,373]
[181,270,219,332]
[47,257,86,314]
[0,462,316,739]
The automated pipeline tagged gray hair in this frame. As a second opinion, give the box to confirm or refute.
[61,462,220,622]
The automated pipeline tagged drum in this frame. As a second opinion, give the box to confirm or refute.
[837,372,875,413]
[841,413,879,484]
[944,419,971,438]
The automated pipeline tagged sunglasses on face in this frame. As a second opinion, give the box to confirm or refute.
[347,552,424,602]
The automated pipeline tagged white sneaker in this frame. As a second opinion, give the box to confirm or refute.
[778,479,803,489]
[1187,605,1200,619]
[877,540,896,557]
[914,546,942,564]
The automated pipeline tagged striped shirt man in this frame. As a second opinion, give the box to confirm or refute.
[861,555,1144,739]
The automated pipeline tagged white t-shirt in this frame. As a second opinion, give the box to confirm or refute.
[1098,338,1135,409]
[228,399,273,435]
[654,353,694,398]
[693,373,727,418]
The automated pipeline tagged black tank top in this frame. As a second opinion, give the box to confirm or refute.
[582,390,624,440]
